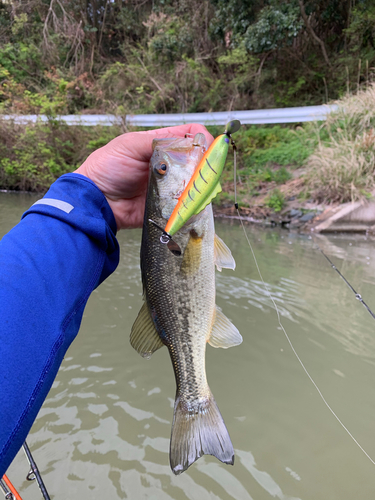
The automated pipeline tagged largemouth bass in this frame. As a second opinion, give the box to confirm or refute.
[131,132,242,475]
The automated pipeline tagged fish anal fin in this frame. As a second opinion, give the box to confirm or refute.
[208,306,242,349]
[193,182,222,216]
[130,301,164,358]
[170,392,234,475]
[214,234,236,272]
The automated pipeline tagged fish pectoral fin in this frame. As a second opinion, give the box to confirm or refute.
[214,234,236,272]
[208,306,242,348]
[130,301,164,359]
[193,182,222,216]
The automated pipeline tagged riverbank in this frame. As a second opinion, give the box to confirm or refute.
[214,84,375,233]
[214,197,375,235]
[2,85,375,233]
[3,178,375,235]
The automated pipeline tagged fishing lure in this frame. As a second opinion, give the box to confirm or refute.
[150,120,241,254]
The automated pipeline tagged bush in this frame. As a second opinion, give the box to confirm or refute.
[265,188,285,212]
[0,120,122,191]
[235,125,312,169]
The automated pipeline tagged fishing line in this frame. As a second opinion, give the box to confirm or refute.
[233,144,238,210]
[232,154,375,466]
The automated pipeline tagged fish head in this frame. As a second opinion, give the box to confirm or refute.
[149,133,207,222]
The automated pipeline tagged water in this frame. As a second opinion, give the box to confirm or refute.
[2,192,375,499]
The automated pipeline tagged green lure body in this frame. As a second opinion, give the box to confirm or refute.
[164,120,240,237]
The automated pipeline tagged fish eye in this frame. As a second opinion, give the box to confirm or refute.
[154,163,168,176]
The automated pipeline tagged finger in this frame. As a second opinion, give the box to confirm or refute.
[110,124,214,163]
[143,124,214,145]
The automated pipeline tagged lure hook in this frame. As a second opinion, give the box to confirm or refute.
[148,219,182,256]
[160,233,170,244]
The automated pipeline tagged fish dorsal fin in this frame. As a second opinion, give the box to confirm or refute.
[130,301,164,359]
[208,306,243,348]
[214,234,236,272]
[193,182,222,216]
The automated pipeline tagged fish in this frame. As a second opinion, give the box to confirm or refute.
[130,132,242,475]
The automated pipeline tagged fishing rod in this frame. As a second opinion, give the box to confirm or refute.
[1,474,23,500]
[314,239,375,320]
[0,475,19,500]
[22,442,50,500]
[0,478,14,500]
[1,441,50,500]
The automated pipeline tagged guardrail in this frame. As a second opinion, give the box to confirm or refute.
[0,104,338,127]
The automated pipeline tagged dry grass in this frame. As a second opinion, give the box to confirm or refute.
[305,84,375,203]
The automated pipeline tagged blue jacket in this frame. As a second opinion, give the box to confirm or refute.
[0,174,119,476]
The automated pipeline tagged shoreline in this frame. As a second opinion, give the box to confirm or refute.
[214,198,375,235]
[2,188,375,235]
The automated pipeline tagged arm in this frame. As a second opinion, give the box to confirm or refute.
[0,124,212,476]
[0,174,118,475]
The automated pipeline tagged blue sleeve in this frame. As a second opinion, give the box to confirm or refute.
[0,173,119,476]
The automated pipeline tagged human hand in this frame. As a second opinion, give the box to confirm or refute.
[75,124,213,230]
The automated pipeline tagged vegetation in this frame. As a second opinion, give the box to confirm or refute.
[3,83,375,211]
[305,85,375,203]
[0,119,122,191]
[1,0,375,211]
[217,84,375,209]
[265,188,286,212]
[213,123,309,208]
[0,0,374,115]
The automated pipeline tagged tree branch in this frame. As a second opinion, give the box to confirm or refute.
[98,0,109,50]
[298,0,331,68]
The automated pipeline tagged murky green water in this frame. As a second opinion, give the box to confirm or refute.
[3,192,375,499]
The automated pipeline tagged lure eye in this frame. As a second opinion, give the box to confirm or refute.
[154,163,167,176]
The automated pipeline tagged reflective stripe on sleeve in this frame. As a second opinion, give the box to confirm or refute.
[32,198,74,214]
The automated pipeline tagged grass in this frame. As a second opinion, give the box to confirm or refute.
[212,123,311,209]
[304,84,375,203]
[265,189,286,212]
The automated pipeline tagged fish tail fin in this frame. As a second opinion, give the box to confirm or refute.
[170,391,234,475]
